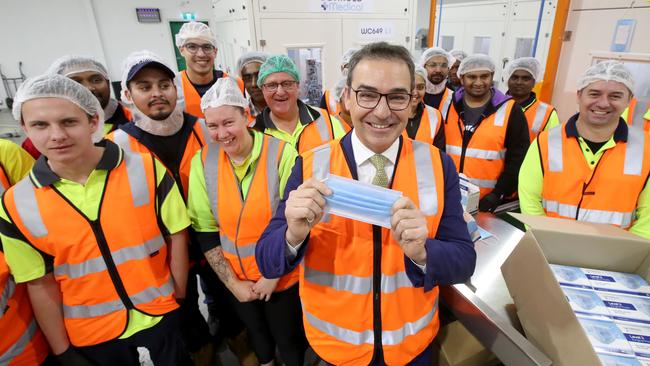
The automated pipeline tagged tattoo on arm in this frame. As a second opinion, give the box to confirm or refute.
[205,247,236,287]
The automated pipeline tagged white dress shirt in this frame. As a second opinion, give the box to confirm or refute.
[286,131,426,272]
[350,129,399,185]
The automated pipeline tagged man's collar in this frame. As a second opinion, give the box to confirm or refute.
[504,91,537,110]
[30,139,123,187]
[350,129,400,166]
[565,113,628,142]
[260,100,321,129]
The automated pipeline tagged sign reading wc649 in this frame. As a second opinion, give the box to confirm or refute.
[358,22,395,40]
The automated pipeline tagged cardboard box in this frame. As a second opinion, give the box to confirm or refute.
[435,321,499,366]
[616,322,650,360]
[598,353,647,366]
[598,292,650,324]
[458,174,479,214]
[550,264,593,289]
[576,316,634,356]
[583,269,650,297]
[501,214,650,366]
[561,286,610,318]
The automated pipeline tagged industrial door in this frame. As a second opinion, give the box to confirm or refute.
[257,18,343,105]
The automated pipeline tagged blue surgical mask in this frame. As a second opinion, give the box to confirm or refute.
[613,273,646,290]
[323,174,402,228]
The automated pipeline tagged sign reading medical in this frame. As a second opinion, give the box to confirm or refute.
[311,0,374,13]
[358,22,395,40]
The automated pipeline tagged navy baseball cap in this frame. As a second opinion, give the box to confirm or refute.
[126,60,175,83]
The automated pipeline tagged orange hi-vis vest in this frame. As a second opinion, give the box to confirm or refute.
[625,97,650,132]
[438,88,454,120]
[0,165,9,195]
[296,108,341,154]
[324,89,341,117]
[180,70,244,119]
[201,135,299,290]
[404,105,443,144]
[300,137,444,365]
[0,252,50,366]
[524,99,554,140]
[538,123,650,229]
[3,150,179,347]
[108,118,210,199]
[445,99,515,198]
[323,90,352,133]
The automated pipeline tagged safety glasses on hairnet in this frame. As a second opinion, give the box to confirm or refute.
[183,43,216,54]
[351,88,412,111]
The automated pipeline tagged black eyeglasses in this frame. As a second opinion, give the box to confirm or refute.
[183,43,216,54]
[351,88,412,111]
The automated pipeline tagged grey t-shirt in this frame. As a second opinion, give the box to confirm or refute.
[462,99,489,127]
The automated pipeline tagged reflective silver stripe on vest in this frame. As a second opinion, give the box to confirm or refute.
[0,277,16,319]
[440,91,452,119]
[631,98,649,130]
[63,278,174,318]
[0,318,38,364]
[113,130,150,207]
[412,141,438,216]
[327,92,338,114]
[13,178,48,238]
[425,106,440,138]
[624,126,645,176]
[304,267,414,295]
[312,145,331,181]
[531,102,550,134]
[313,115,330,143]
[197,118,211,142]
[468,177,497,189]
[266,137,282,215]
[542,199,634,228]
[445,145,506,160]
[220,235,256,259]
[304,297,437,346]
[0,184,5,196]
[53,235,165,279]
[493,102,508,127]
[204,143,221,226]
[547,125,564,172]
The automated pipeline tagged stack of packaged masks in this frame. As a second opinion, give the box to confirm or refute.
[551,264,650,366]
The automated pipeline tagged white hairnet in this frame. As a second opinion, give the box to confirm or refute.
[13,74,105,142]
[504,57,542,82]
[333,78,347,101]
[175,21,216,48]
[341,48,359,67]
[577,60,634,92]
[120,50,181,105]
[419,47,453,67]
[414,65,427,81]
[450,50,468,63]
[47,55,109,80]
[201,77,248,112]
[236,51,269,74]
[457,54,495,76]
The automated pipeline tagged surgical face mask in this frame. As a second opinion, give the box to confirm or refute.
[323,174,402,228]
[554,267,581,282]
[566,290,599,310]
[132,103,185,136]
[585,323,617,344]
[613,273,646,290]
